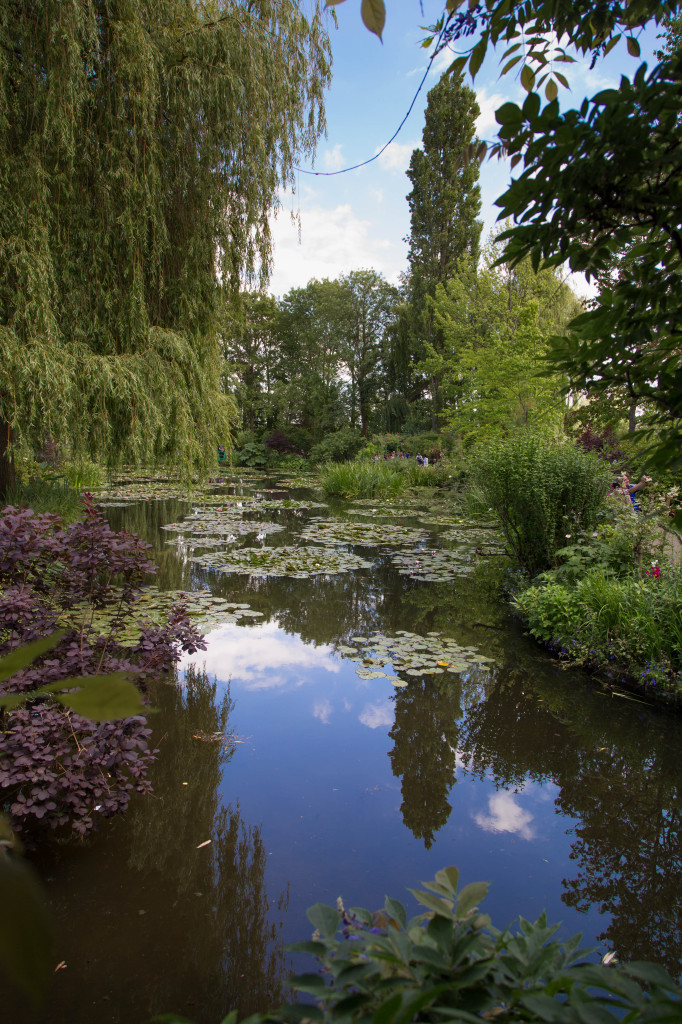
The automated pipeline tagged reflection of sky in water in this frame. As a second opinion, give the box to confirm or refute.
[179,620,340,689]
[179,622,600,953]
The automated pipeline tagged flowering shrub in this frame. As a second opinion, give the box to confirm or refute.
[0,498,205,838]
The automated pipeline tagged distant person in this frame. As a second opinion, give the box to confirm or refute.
[615,472,651,511]
[416,453,423,466]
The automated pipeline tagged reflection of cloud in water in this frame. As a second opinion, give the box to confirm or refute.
[180,622,340,689]
[359,701,394,730]
[313,699,333,724]
[474,791,535,840]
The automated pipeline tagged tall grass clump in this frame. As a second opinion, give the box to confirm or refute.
[473,433,610,576]
[320,461,408,499]
[391,461,451,488]
[5,476,85,521]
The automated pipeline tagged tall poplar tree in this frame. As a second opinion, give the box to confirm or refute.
[405,73,482,428]
[0,0,331,495]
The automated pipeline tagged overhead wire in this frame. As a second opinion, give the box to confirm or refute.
[293,23,450,177]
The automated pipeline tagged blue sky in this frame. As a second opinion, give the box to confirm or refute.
[267,2,665,297]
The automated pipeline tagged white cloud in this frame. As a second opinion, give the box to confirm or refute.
[475,88,508,138]
[375,140,420,172]
[268,204,402,295]
[313,699,333,724]
[359,701,394,730]
[368,187,385,204]
[323,144,346,172]
[474,791,535,840]
[180,621,340,689]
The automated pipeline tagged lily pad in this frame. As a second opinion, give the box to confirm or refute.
[336,630,495,682]
[300,520,428,547]
[391,549,474,581]
[191,545,372,579]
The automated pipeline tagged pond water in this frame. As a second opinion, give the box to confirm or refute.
[9,471,682,1024]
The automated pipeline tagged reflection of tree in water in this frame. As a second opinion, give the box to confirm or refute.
[121,665,289,1023]
[389,678,462,849]
[459,665,573,789]
[460,664,682,976]
[557,743,682,974]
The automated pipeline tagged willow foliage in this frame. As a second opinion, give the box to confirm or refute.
[0,0,331,481]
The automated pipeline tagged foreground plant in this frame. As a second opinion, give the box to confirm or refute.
[0,498,205,838]
[159,867,682,1024]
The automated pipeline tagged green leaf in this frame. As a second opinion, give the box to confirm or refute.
[0,692,35,711]
[408,887,454,918]
[372,992,402,1024]
[626,35,640,57]
[456,881,489,918]
[50,674,147,721]
[0,632,65,684]
[0,852,55,1000]
[520,64,535,92]
[361,0,385,40]
[495,102,522,125]
[435,866,460,895]
[306,902,340,938]
[289,972,330,996]
[545,79,558,101]
[286,940,329,956]
[469,38,487,79]
[384,896,407,928]
[447,55,468,77]
[625,961,677,987]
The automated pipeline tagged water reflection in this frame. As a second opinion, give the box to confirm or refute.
[9,667,288,1024]
[389,679,462,850]
[35,477,682,1021]
[459,666,682,975]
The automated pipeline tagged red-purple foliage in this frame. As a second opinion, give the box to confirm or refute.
[576,424,624,463]
[0,497,206,839]
[264,430,297,455]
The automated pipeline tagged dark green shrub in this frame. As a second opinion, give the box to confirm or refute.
[473,433,609,576]
[247,867,682,1024]
[309,431,364,465]
[236,442,267,467]
[283,426,314,455]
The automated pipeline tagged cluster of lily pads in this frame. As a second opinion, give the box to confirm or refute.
[58,588,264,645]
[337,630,494,684]
[346,506,420,519]
[391,548,474,581]
[192,545,373,579]
[300,519,429,547]
[162,510,284,539]
[440,526,506,555]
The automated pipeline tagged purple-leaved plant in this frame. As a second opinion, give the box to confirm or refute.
[0,496,206,839]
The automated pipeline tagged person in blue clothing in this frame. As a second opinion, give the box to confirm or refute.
[618,472,651,511]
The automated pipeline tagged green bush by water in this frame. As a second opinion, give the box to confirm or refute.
[473,432,610,577]
[310,430,364,465]
[516,563,682,694]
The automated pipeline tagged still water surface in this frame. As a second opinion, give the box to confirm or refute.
[10,474,682,1023]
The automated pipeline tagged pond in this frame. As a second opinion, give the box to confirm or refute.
[9,471,682,1023]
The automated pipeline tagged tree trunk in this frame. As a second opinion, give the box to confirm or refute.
[628,401,637,434]
[0,417,16,502]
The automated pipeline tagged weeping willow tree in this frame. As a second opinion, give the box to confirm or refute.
[0,0,331,494]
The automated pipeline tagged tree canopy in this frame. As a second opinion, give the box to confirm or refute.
[0,0,331,492]
[347,0,682,469]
